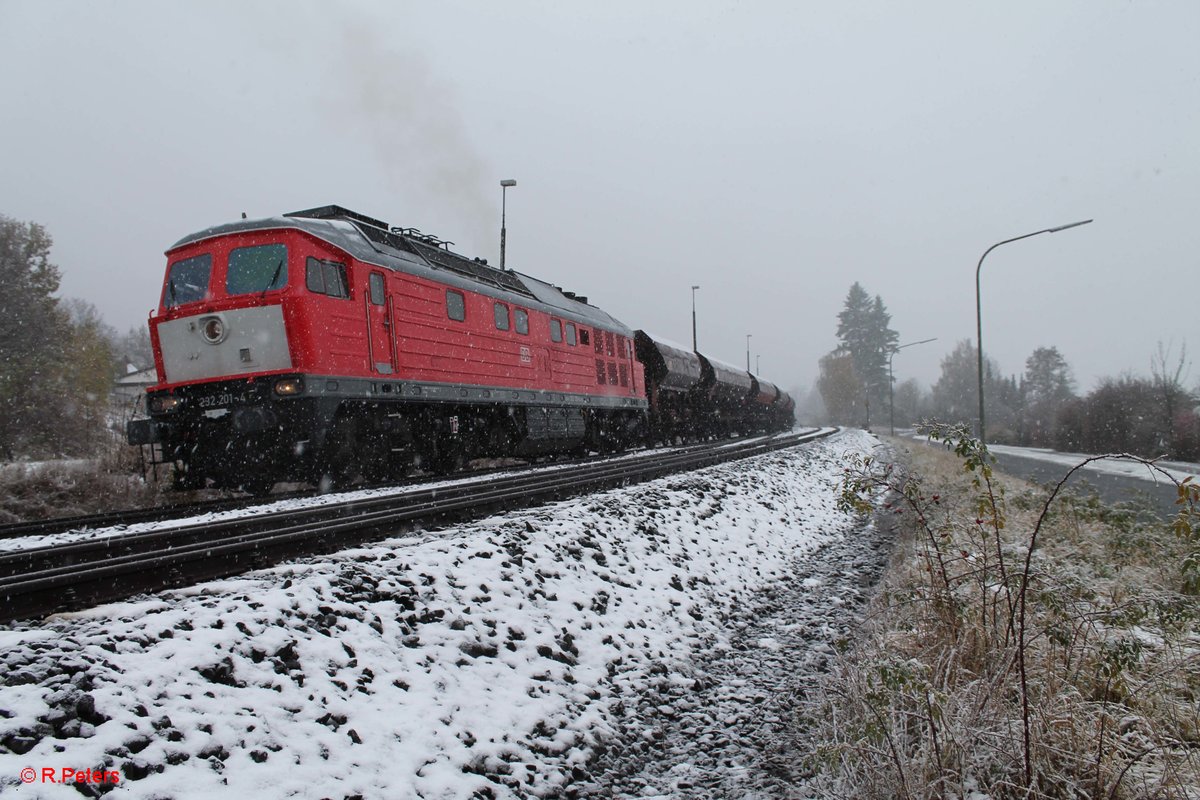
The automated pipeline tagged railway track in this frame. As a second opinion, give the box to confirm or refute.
[0,428,835,625]
[0,457,598,540]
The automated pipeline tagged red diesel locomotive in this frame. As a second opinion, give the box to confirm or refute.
[128,206,793,493]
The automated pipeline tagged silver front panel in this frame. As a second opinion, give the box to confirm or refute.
[158,305,293,384]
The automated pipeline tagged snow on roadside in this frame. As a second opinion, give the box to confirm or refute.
[0,430,877,799]
[901,431,1199,485]
[984,443,1198,483]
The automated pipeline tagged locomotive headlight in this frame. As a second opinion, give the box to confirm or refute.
[274,377,304,396]
[150,396,181,413]
[200,316,227,344]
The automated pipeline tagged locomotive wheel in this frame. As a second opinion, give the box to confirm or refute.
[172,466,205,491]
[318,418,361,490]
[359,430,394,483]
[430,441,466,475]
[240,475,275,497]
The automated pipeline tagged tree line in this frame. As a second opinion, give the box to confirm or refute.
[814,282,1199,461]
[0,214,152,460]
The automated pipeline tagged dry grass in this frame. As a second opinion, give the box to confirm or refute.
[0,444,179,522]
[806,427,1200,799]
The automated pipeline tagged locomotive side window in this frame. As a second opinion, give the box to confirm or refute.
[566,323,577,346]
[325,262,349,298]
[227,244,287,296]
[494,302,510,331]
[514,308,529,335]
[368,273,385,306]
[446,290,465,321]
[164,253,212,308]
[305,257,348,299]
[550,319,562,343]
[579,328,590,346]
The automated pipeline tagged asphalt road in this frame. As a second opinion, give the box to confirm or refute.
[988,449,1187,520]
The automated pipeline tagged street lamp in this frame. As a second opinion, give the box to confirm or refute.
[745,334,752,372]
[889,338,937,436]
[499,179,517,270]
[691,285,700,351]
[756,354,760,373]
[975,219,1091,442]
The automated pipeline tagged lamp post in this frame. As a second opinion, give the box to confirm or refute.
[691,285,700,351]
[975,219,1091,442]
[756,355,760,373]
[889,337,937,436]
[499,179,516,270]
[745,334,752,372]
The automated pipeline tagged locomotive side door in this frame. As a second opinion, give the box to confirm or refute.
[366,271,396,374]
[622,334,637,395]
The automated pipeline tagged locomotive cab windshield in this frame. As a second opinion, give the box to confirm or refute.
[163,253,212,308]
[161,243,291,311]
[226,243,287,296]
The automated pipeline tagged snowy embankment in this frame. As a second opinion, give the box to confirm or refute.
[0,430,878,799]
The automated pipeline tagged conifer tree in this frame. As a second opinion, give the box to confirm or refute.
[834,282,899,420]
[0,214,68,457]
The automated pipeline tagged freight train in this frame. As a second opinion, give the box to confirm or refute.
[128,206,794,494]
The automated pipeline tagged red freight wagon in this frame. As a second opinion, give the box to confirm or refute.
[130,206,647,493]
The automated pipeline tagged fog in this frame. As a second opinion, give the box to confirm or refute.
[2,0,1196,395]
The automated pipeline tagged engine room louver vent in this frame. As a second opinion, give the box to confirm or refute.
[404,239,535,298]
[286,205,534,299]
[352,220,421,256]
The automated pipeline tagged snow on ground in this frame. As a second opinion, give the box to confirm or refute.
[900,430,1199,485]
[984,443,1199,484]
[0,430,882,799]
[0,460,95,479]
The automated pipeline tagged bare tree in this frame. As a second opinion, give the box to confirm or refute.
[1151,340,1192,452]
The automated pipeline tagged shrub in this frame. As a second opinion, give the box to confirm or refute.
[811,424,1199,798]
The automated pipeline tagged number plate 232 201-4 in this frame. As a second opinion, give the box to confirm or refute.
[196,393,246,409]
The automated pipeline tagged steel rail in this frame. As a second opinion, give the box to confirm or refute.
[0,429,835,624]
[0,453,617,540]
[0,435,749,567]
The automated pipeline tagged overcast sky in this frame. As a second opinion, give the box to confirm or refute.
[2,1,1196,397]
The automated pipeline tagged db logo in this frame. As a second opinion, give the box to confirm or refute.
[20,768,36,783]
